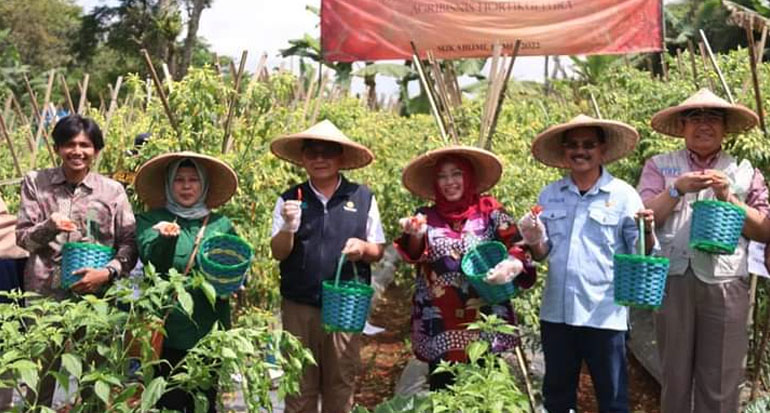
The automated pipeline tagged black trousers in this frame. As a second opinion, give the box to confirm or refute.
[155,347,217,413]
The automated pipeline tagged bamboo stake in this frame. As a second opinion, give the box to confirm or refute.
[676,48,685,78]
[687,40,700,88]
[34,71,57,166]
[23,75,42,123]
[145,77,153,110]
[410,41,448,143]
[77,74,90,114]
[249,52,268,89]
[747,26,767,136]
[426,51,458,143]
[309,72,330,125]
[302,74,318,121]
[480,43,503,146]
[141,49,180,137]
[222,50,248,154]
[647,55,655,80]
[0,114,23,177]
[590,92,603,119]
[750,286,770,401]
[446,62,462,106]
[544,56,550,95]
[698,42,717,91]
[661,52,669,82]
[58,74,75,114]
[10,93,35,152]
[2,96,12,127]
[485,39,522,149]
[514,345,536,413]
[162,63,174,93]
[700,30,734,102]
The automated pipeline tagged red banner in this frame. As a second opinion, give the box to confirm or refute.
[321,0,663,62]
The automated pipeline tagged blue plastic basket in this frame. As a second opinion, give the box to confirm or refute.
[61,242,115,289]
[690,200,747,255]
[613,254,670,309]
[460,241,517,305]
[197,234,253,297]
[321,254,373,333]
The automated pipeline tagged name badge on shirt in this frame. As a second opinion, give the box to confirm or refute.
[343,201,358,213]
[660,167,681,177]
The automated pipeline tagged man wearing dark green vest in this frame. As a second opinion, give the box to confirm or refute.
[270,120,385,413]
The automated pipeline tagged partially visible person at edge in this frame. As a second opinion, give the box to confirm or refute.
[269,120,385,413]
[0,194,28,410]
[394,146,537,390]
[15,114,138,408]
[134,151,240,413]
[638,89,770,413]
[521,115,656,413]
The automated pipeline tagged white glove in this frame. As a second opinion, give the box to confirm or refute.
[399,213,427,237]
[281,200,302,233]
[517,212,546,245]
[485,257,524,285]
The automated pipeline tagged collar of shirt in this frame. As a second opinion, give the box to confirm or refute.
[50,166,97,190]
[308,174,342,204]
[557,167,614,197]
[687,148,721,171]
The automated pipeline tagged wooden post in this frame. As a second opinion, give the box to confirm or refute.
[480,43,503,146]
[514,345,537,413]
[687,40,700,88]
[77,74,90,114]
[700,30,734,102]
[162,63,174,93]
[222,50,248,154]
[646,55,656,80]
[544,56,550,95]
[0,114,23,177]
[661,52,669,82]
[426,50,458,143]
[746,26,767,136]
[141,49,180,136]
[486,39,522,149]
[676,48,685,78]
[58,74,75,114]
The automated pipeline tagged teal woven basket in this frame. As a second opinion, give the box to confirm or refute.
[322,254,373,333]
[690,200,746,255]
[61,242,115,289]
[460,241,516,305]
[197,234,253,297]
[613,254,670,309]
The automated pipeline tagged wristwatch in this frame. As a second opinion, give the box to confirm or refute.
[668,185,682,199]
[106,266,118,282]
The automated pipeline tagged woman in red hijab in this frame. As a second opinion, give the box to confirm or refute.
[395,146,536,390]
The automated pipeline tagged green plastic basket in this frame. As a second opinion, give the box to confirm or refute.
[613,218,670,309]
[61,242,115,289]
[690,200,746,255]
[197,234,253,297]
[321,253,373,333]
[460,241,516,305]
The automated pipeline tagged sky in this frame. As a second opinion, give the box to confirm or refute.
[75,0,558,96]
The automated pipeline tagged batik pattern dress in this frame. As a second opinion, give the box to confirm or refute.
[395,206,536,363]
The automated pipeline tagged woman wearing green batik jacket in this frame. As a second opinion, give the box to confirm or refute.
[134,151,239,413]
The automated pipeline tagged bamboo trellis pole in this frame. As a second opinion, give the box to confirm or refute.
[222,50,248,154]
[410,41,449,143]
[700,29,735,103]
[141,49,180,137]
[0,114,23,178]
[58,73,75,114]
[77,74,90,114]
[485,40,522,150]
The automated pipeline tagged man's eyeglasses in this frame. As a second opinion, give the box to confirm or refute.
[561,140,602,150]
[302,146,343,160]
[683,110,725,124]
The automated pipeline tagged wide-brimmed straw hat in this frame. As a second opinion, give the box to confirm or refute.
[531,114,639,169]
[270,120,374,170]
[134,151,238,209]
[402,146,503,200]
[651,88,758,137]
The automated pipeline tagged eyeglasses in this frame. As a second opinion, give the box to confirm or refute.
[302,147,342,160]
[561,140,602,150]
[683,111,725,124]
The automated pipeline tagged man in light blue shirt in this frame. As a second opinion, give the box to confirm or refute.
[518,115,656,413]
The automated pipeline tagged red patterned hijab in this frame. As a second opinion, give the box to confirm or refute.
[432,155,501,227]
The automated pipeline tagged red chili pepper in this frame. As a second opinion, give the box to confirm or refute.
[530,205,543,216]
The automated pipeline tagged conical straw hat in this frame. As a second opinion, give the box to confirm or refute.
[402,146,503,200]
[531,115,639,169]
[651,88,758,137]
[270,120,374,170]
[134,152,238,209]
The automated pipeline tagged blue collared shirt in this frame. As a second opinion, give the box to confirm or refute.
[538,168,648,331]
